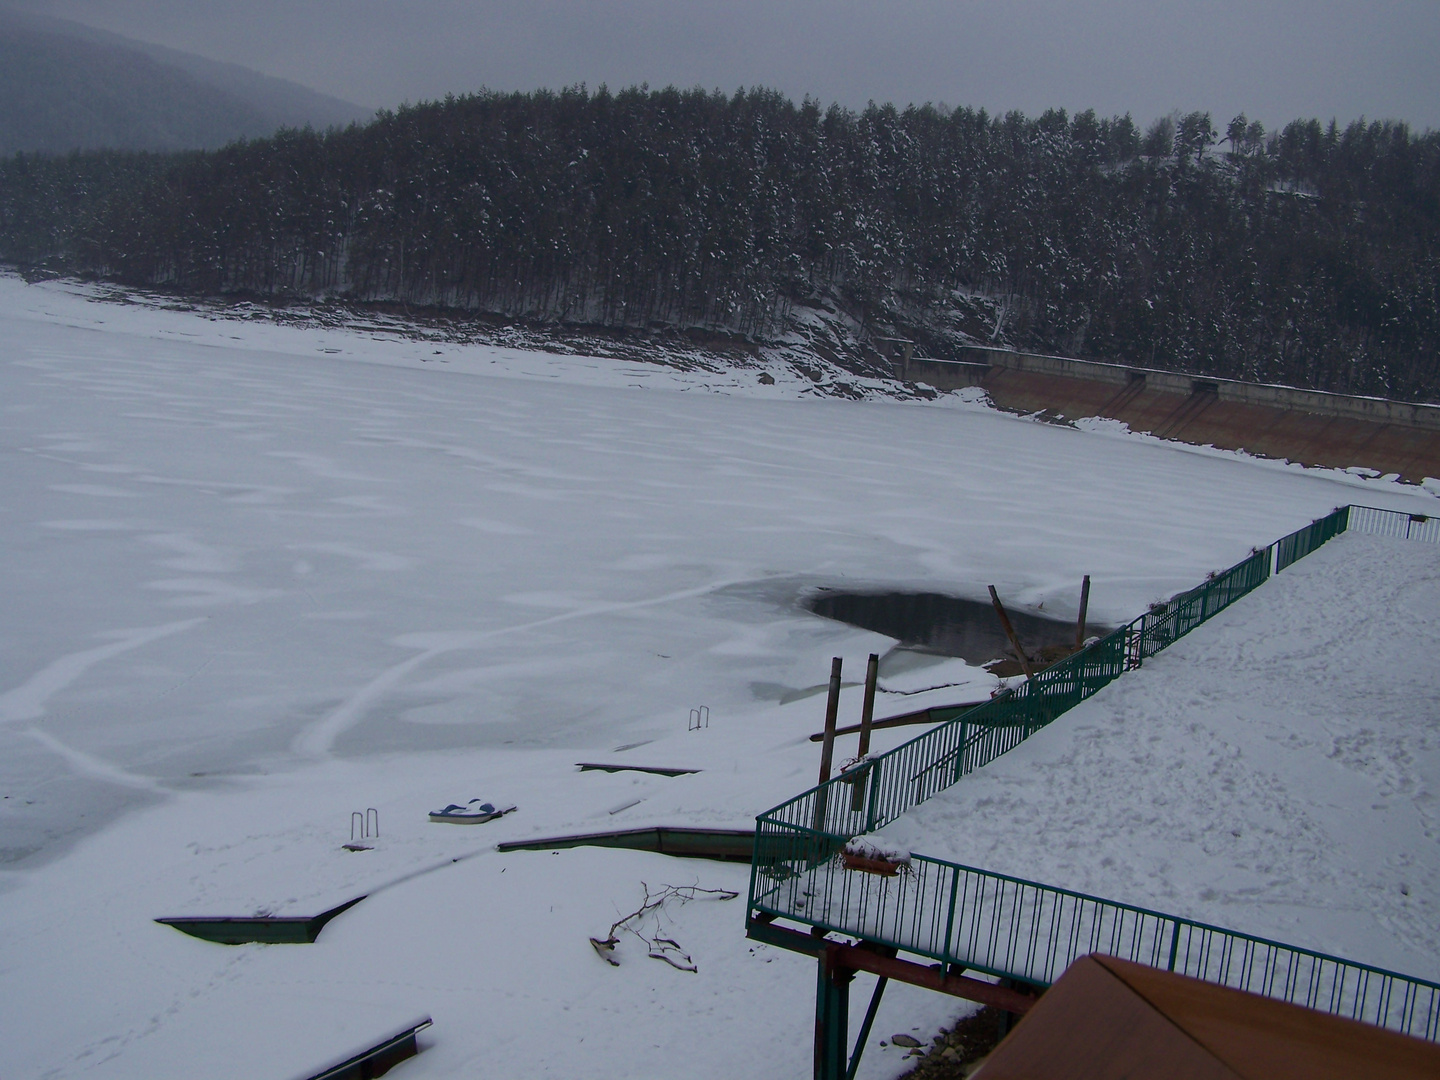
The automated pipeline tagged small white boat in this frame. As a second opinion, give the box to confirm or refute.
[428,799,516,824]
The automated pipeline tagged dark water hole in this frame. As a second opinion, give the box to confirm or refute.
[806,590,1104,667]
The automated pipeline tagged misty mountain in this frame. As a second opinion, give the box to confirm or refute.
[0,7,370,154]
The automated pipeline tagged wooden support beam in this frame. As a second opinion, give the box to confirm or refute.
[989,585,1036,680]
[826,942,1038,1015]
[747,915,825,956]
[808,702,985,742]
[850,654,881,812]
[856,653,879,759]
[817,657,843,785]
[747,918,1040,1016]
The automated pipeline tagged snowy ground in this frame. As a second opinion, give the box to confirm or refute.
[882,530,1440,980]
[0,272,1435,1078]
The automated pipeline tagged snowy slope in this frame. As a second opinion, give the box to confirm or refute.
[883,530,1440,980]
[0,272,1435,1078]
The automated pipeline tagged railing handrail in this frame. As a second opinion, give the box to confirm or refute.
[1350,503,1433,520]
[750,820,1440,999]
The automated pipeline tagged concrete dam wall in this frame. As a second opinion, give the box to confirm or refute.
[894,346,1440,484]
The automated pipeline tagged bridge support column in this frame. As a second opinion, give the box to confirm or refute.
[815,947,853,1080]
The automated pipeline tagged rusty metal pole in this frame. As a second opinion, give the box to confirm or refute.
[1075,574,1091,650]
[989,585,1036,680]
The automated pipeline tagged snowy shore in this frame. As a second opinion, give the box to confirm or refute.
[1,273,1434,1078]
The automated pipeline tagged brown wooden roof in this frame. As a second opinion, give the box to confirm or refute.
[977,953,1440,1080]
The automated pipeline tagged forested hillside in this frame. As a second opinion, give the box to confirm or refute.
[2,86,1437,400]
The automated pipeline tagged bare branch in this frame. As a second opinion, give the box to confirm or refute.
[589,881,737,973]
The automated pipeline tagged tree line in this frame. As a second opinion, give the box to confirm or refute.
[1,85,1437,400]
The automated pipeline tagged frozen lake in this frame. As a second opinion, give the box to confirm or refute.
[1,274,1435,1078]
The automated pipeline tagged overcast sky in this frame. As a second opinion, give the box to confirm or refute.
[10,0,1440,130]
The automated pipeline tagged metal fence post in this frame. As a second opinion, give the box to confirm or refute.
[864,759,882,834]
[846,976,889,1080]
[952,722,969,784]
[747,821,766,910]
[815,947,852,1080]
[943,864,962,962]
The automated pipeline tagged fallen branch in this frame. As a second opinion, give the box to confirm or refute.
[589,882,738,973]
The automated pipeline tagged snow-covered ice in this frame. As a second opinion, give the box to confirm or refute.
[0,272,1435,1078]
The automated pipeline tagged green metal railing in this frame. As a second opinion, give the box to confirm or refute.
[759,542,1273,844]
[1128,546,1273,662]
[750,503,1440,1038]
[1275,505,1351,571]
[751,841,1440,1040]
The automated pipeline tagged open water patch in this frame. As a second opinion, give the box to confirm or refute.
[806,589,1103,667]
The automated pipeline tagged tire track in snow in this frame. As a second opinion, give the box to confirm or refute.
[22,727,162,793]
[0,618,205,724]
[293,577,745,759]
[0,618,204,793]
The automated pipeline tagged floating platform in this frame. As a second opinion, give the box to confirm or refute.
[156,895,366,945]
[576,762,700,776]
[497,826,753,862]
[298,1016,432,1080]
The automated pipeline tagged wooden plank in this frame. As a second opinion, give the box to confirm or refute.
[808,701,985,742]
[747,919,1037,1013]
[827,941,1039,1015]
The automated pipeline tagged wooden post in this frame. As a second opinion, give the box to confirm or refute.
[856,654,879,759]
[818,657,843,785]
[851,653,880,811]
[988,585,1036,680]
[1075,574,1091,649]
